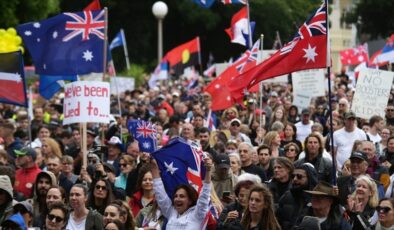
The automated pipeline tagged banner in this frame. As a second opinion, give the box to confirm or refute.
[63,81,110,125]
[352,69,394,119]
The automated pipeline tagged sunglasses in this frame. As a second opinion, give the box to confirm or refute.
[47,214,64,223]
[291,174,306,180]
[231,123,240,127]
[95,185,107,191]
[377,206,392,214]
[387,109,394,112]
[120,164,128,168]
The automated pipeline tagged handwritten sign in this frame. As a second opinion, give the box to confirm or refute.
[63,81,110,125]
[351,69,393,119]
[110,76,135,94]
[292,69,325,97]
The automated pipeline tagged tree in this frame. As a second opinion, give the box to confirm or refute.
[0,0,59,27]
[346,0,394,39]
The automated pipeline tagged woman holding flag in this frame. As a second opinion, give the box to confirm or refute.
[150,156,213,229]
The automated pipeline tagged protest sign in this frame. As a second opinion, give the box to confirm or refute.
[63,81,110,125]
[110,76,135,94]
[351,69,393,119]
[292,69,325,97]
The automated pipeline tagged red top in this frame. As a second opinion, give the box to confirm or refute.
[15,164,42,198]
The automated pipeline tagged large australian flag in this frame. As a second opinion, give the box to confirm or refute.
[151,137,206,199]
[17,10,105,75]
[128,120,157,153]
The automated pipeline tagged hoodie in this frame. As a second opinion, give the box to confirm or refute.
[1,213,27,230]
[0,175,14,224]
[29,171,57,228]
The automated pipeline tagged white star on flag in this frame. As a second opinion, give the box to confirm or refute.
[215,84,220,89]
[142,141,151,149]
[82,50,93,61]
[303,44,318,63]
[33,22,40,28]
[53,31,58,39]
[164,161,178,175]
[24,31,32,36]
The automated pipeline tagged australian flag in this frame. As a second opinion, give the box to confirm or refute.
[151,137,206,199]
[128,120,157,153]
[17,10,105,75]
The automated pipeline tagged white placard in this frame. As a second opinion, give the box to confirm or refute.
[110,76,135,95]
[351,69,394,119]
[292,69,326,98]
[293,93,312,110]
[63,81,110,125]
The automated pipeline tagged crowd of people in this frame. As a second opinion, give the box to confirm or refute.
[0,72,394,230]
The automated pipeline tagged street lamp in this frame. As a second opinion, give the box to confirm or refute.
[152,1,168,63]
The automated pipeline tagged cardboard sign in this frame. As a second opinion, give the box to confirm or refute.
[351,69,394,119]
[110,76,135,94]
[63,81,110,125]
[292,69,326,97]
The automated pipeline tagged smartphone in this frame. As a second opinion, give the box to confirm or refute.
[222,191,231,198]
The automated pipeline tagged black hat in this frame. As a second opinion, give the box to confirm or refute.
[301,108,310,115]
[14,147,36,161]
[349,151,368,162]
[214,154,230,169]
[103,163,115,174]
[344,111,357,119]
[87,128,98,137]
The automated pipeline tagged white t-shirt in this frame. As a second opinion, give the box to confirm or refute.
[66,215,86,230]
[295,120,314,143]
[367,132,381,144]
[333,127,367,171]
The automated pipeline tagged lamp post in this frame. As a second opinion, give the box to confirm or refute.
[152,1,168,63]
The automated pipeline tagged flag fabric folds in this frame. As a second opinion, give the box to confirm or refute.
[84,0,101,11]
[228,1,328,93]
[221,0,247,4]
[109,31,124,50]
[204,39,260,111]
[148,62,169,89]
[17,10,105,75]
[376,35,394,63]
[0,51,27,107]
[225,7,254,47]
[39,75,78,100]
[151,137,205,199]
[339,43,368,65]
[193,0,215,8]
[128,120,157,153]
[368,49,388,67]
[163,37,200,76]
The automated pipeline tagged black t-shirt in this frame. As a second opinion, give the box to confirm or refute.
[241,164,267,182]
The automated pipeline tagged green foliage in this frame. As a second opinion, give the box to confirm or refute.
[0,0,60,27]
[119,63,147,87]
[346,0,394,39]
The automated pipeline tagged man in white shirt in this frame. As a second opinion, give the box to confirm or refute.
[367,115,384,144]
[333,111,367,171]
[295,108,314,143]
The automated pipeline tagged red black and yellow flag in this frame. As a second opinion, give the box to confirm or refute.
[163,37,200,76]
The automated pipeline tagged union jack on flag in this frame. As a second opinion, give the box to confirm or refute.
[280,2,326,55]
[63,10,105,41]
[236,39,260,74]
[17,10,105,75]
[151,137,206,199]
[128,120,157,153]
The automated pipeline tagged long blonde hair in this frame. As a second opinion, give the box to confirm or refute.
[352,175,379,208]
[42,137,62,159]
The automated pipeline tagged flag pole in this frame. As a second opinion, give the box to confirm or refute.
[259,34,264,130]
[324,0,336,185]
[102,7,109,82]
[82,123,87,170]
[120,29,131,70]
[27,86,33,145]
[246,1,253,49]
[197,36,203,75]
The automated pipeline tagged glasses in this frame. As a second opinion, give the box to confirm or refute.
[285,148,296,152]
[377,206,392,214]
[291,174,306,180]
[47,214,64,223]
[231,123,240,127]
[95,185,107,191]
[120,164,128,168]
[387,109,394,112]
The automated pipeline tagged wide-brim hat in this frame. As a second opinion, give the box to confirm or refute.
[304,181,337,197]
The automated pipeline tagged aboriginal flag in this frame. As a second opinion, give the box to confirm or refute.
[163,37,200,76]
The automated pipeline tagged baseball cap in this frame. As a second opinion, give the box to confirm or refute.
[349,151,368,162]
[172,92,180,97]
[230,118,241,125]
[87,128,98,137]
[344,111,357,119]
[301,108,310,115]
[14,147,36,160]
[158,94,165,100]
[270,91,278,97]
[214,154,230,169]
[108,136,122,145]
[13,200,33,215]
[248,99,256,104]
